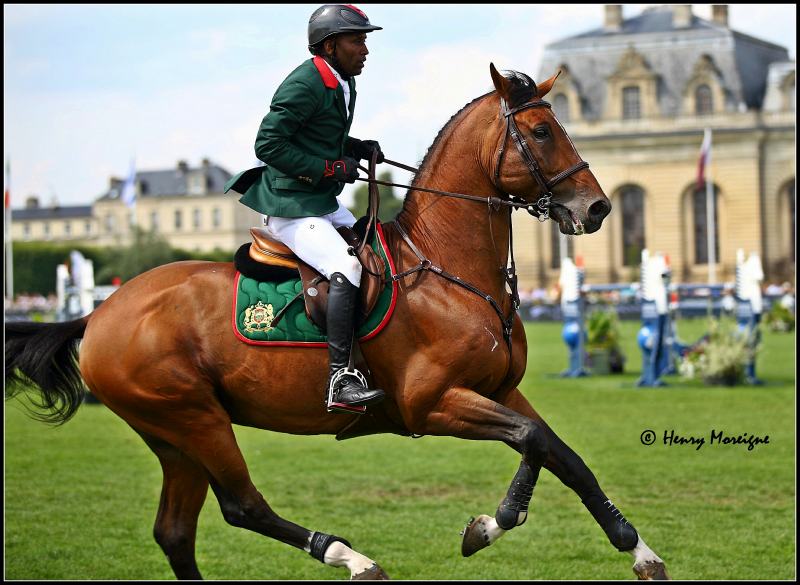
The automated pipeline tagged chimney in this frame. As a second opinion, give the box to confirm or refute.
[711,5,728,27]
[177,160,189,173]
[604,5,623,32]
[201,158,211,168]
[672,5,693,28]
[25,195,40,209]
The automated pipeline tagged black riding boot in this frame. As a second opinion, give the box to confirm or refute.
[326,272,385,412]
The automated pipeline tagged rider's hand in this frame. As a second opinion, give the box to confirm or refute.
[350,138,385,164]
[322,156,358,183]
[323,157,360,184]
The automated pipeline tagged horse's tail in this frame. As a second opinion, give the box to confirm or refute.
[4,316,90,425]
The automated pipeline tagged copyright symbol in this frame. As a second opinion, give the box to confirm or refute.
[640,430,656,446]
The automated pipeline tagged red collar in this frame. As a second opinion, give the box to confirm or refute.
[312,56,339,89]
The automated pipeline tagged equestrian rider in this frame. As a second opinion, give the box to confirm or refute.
[225,4,385,414]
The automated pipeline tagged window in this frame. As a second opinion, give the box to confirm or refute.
[693,186,719,264]
[622,86,640,119]
[23,223,30,240]
[695,84,713,115]
[84,220,91,235]
[620,186,645,266]
[553,93,569,122]
[44,222,50,238]
[212,207,221,228]
[174,210,183,230]
[151,211,159,232]
[105,214,115,234]
[550,222,574,269]
[64,221,72,236]
[193,208,201,229]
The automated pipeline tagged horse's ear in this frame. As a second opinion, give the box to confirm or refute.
[490,63,513,101]
[536,70,562,99]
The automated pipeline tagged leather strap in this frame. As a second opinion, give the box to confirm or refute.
[309,532,352,563]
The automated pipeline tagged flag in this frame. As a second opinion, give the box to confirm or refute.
[4,159,10,212]
[696,128,712,190]
[120,158,137,208]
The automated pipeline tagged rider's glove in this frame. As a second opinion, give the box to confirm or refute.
[349,138,385,164]
[323,157,360,184]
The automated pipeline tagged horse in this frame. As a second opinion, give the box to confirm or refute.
[5,64,669,580]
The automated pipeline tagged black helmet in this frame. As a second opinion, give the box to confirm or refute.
[308,4,382,48]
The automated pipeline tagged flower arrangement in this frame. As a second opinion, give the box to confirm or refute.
[678,317,758,386]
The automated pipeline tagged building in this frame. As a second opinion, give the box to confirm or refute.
[10,159,263,253]
[513,4,795,288]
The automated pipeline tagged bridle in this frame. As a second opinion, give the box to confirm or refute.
[355,93,592,358]
[494,97,590,222]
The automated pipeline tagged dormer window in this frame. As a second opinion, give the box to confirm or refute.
[622,86,641,119]
[695,84,713,115]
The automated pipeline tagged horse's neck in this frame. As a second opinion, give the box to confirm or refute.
[396,99,511,294]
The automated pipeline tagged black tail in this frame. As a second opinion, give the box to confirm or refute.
[5,317,89,425]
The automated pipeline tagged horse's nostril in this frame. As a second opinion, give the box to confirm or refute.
[589,199,611,221]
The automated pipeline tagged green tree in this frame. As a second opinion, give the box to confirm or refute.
[348,170,404,222]
[95,227,188,283]
[12,242,111,296]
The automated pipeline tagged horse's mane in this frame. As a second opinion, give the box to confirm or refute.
[410,69,538,188]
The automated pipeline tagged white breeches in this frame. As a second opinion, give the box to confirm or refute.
[262,203,362,287]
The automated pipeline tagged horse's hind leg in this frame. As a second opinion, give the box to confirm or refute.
[500,389,670,580]
[138,432,209,580]
[132,404,388,580]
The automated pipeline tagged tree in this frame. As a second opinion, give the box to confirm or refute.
[348,170,404,222]
[95,227,188,283]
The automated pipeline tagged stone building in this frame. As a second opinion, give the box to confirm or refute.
[514,4,795,288]
[10,159,262,253]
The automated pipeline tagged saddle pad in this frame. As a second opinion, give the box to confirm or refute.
[232,223,398,347]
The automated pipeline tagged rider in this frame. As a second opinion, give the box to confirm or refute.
[225,4,386,414]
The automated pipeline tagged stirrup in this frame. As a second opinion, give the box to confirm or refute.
[326,367,368,415]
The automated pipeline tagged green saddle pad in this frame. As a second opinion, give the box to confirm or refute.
[232,223,397,347]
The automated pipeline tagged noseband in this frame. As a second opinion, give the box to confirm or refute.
[494,98,590,222]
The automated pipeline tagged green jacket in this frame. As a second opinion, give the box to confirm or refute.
[224,57,359,218]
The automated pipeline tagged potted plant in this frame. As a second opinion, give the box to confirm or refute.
[678,317,757,386]
[585,308,625,374]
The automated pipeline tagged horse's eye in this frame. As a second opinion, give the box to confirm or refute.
[533,126,550,140]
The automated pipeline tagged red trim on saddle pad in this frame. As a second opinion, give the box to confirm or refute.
[313,56,339,89]
[231,222,399,348]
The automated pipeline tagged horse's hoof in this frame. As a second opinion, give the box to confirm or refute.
[633,560,670,580]
[352,563,390,580]
[461,514,493,557]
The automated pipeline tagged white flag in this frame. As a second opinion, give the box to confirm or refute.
[121,159,136,208]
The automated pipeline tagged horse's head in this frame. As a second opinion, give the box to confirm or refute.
[488,63,611,235]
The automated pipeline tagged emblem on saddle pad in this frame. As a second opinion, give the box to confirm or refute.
[243,301,275,333]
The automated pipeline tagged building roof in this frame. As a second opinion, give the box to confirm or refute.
[11,205,93,221]
[98,160,233,202]
[538,5,791,119]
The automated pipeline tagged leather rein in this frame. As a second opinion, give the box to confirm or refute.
[355,96,590,353]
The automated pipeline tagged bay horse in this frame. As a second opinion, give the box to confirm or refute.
[5,64,669,580]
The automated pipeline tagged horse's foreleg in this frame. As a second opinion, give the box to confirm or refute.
[500,388,670,580]
[139,432,209,580]
[402,387,550,558]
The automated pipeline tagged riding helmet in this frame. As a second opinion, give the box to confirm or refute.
[308,4,382,48]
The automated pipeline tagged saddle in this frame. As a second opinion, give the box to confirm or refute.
[244,225,385,331]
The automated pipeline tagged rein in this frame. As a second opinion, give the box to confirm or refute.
[355,96,590,354]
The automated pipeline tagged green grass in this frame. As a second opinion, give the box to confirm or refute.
[4,320,795,580]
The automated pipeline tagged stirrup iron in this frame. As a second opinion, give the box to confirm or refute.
[326,367,368,414]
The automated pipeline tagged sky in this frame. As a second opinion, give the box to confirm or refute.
[3,4,796,209]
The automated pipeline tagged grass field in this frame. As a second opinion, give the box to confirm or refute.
[4,319,796,580]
